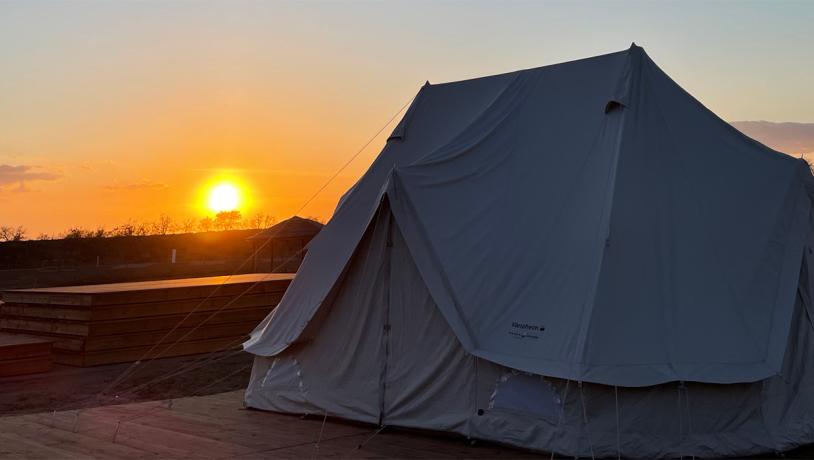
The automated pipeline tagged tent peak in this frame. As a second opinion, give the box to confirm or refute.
[605,43,645,112]
[628,42,645,56]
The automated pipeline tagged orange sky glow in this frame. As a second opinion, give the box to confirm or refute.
[1,2,813,236]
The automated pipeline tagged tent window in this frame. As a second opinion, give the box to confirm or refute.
[604,100,624,113]
[261,357,305,394]
[488,371,560,422]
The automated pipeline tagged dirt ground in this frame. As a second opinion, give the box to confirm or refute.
[0,350,253,416]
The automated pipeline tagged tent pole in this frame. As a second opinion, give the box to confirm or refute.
[377,213,394,427]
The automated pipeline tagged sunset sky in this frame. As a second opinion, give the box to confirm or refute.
[2,1,814,236]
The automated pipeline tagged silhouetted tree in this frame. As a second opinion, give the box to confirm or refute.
[214,210,242,231]
[34,209,279,242]
[152,214,174,235]
[110,222,136,237]
[134,222,149,236]
[248,213,277,229]
[199,216,214,232]
[0,225,26,242]
[180,217,197,233]
[63,227,88,239]
[62,227,106,239]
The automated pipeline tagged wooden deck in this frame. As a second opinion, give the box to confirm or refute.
[0,390,537,459]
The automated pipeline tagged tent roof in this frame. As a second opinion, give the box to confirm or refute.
[247,216,323,240]
[245,45,813,387]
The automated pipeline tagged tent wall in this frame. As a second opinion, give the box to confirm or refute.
[581,55,809,385]
[247,205,814,458]
[763,252,814,451]
[470,363,775,458]
[471,282,814,458]
[246,204,479,432]
[382,212,477,432]
[244,45,814,457]
[383,46,810,386]
[243,65,527,357]
[247,291,814,458]
[246,205,391,423]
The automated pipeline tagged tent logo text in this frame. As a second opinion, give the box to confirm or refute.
[509,321,545,339]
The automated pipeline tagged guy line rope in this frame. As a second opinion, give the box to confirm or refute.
[43,94,416,431]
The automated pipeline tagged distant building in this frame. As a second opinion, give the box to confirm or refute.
[247,216,323,273]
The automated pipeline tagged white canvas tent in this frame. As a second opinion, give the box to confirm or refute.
[244,45,814,458]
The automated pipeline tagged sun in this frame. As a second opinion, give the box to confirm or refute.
[208,183,240,213]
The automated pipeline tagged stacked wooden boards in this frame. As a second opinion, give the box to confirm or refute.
[0,273,293,366]
[0,333,53,377]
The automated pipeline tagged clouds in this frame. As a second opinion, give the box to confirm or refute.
[0,164,61,190]
[103,179,167,191]
[731,121,814,157]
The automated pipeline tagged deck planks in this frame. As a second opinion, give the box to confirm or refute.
[0,390,540,459]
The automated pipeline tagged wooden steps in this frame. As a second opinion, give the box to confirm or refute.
[0,292,280,321]
[0,333,53,377]
[0,273,293,367]
[53,336,242,366]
